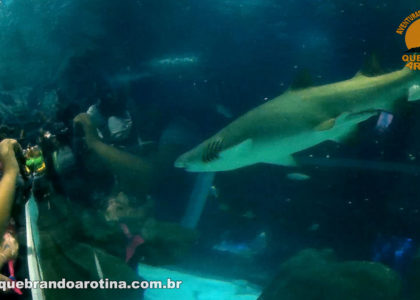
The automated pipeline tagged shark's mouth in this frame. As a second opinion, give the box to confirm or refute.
[174,158,185,168]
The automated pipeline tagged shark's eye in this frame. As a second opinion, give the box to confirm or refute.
[202,138,223,163]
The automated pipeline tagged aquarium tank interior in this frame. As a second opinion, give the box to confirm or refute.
[0,0,420,299]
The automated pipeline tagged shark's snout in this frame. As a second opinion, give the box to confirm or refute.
[175,150,195,169]
[174,148,205,172]
[174,156,187,168]
[175,140,225,172]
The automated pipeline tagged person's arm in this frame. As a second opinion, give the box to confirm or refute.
[74,113,156,195]
[0,139,20,237]
[0,232,18,267]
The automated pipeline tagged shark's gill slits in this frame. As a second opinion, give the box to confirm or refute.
[202,138,224,163]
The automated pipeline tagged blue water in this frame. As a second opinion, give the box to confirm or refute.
[1,0,420,299]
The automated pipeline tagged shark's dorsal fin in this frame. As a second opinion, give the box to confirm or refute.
[290,69,313,90]
[358,53,384,77]
[353,71,365,78]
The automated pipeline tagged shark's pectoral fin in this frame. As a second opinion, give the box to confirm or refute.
[267,155,297,167]
[270,155,297,167]
[322,111,378,143]
[314,118,336,131]
[219,139,253,159]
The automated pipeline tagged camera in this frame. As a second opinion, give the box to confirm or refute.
[22,145,46,176]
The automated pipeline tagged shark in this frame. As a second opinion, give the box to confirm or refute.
[175,67,420,172]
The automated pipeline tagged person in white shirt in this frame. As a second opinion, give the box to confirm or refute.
[86,86,135,148]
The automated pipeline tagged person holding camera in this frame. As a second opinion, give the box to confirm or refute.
[0,139,21,236]
[0,139,21,283]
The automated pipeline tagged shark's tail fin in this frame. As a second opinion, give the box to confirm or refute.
[408,84,420,102]
[403,64,420,101]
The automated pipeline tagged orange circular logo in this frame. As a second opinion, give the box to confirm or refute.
[397,11,420,70]
[405,19,420,50]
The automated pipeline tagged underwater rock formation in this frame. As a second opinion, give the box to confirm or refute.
[258,248,401,300]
